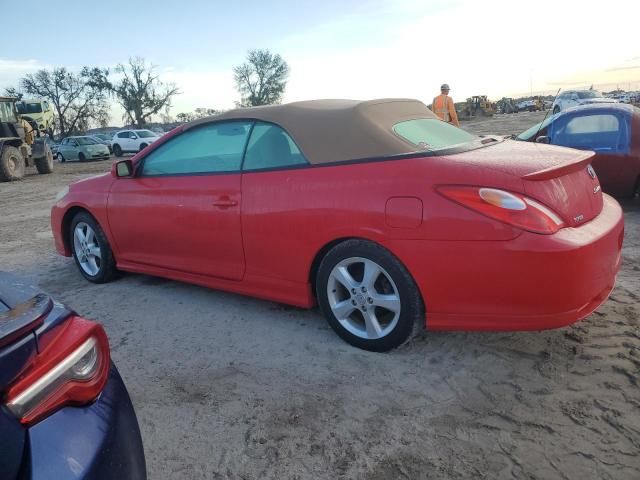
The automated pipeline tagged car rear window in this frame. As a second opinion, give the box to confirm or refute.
[393,118,477,151]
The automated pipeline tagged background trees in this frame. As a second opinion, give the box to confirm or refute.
[4,49,290,135]
[16,67,110,137]
[233,49,289,107]
[106,57,180,128]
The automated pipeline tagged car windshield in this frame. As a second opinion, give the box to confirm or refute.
[136,130,156,138]
[577,91,602,99]
[75,137,98,145]
[393,118,477,151]
[16,102,43,114]
[95,134,110,140]
[516,113,559,140]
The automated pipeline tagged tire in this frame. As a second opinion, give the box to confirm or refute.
[553,106,560,114]
[113,144,123,157]
[0,146,25,182]
[70,211,118,283]
[35,149,54,174]
[316,239,424,352]
[139,143,148,152]
[57,152,65,163]
[78,152,86,162]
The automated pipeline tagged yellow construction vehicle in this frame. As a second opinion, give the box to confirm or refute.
[456,96,496,118]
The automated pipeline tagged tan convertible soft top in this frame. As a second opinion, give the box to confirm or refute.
[190,98,438,164]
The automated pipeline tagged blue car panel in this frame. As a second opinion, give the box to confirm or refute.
[27,365,146,480]
[0,273,146,480]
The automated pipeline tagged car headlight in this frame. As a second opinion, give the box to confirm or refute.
[55,186,69,202]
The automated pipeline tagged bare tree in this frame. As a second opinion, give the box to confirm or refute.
[19,67,110,136]
[109,58,180,127]
[176,112,195,123]
[233,49,289,107]
[3,86,23,99]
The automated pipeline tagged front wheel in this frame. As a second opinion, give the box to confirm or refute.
[78,152,86,162]
[0,146,25,181]
[316,240,424,352]
[113,144,123,157]
[70,212,118,283]
[35,149,54,174]
[57,152,65,163]
[139,143,148,151]
[553,106,560,114]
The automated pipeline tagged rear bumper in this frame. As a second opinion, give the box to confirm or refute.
[386,194,624,331]
[26,364,146,480]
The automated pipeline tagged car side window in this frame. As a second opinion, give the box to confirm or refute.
[141,121,252,176]
[243,122,308,171]
[117,132,129,139]
[550,113,628,153]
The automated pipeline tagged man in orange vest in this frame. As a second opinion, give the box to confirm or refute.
[432,83,460,127]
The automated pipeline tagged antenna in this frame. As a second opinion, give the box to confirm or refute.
[533,88,561,141]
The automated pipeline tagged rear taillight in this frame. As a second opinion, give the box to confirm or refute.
[4,316,110,426]
[437,186,565,234]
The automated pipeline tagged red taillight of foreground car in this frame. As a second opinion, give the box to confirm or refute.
[437,186,565,234]
[4,316,110,426]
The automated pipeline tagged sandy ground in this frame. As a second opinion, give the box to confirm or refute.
[1,111,638,479]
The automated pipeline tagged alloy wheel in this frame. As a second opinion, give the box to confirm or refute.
[326,257,401,339]
[73,222,102,276]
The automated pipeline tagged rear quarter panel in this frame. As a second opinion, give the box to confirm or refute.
[240,156,522,285]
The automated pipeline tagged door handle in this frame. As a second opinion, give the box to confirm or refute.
[212,196,238,208]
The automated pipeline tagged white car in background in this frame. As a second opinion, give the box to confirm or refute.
[552,90,617,114]
[111,129,160,157]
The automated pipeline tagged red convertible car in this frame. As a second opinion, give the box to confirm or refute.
[517,103,640,198]
[51,99,624,351]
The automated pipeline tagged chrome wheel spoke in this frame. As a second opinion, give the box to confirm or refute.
[89,246,101,258]
[332,299,357,319]
[333,266,358,290]
[74,228,86,244]
[363,309,383,338]
[362,260,381,290]
[371,293,401,314]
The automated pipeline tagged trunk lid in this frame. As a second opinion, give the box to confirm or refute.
[0,272,52,480]
[447,140,603,227]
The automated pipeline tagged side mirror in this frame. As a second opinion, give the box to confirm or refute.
[536,136,550,144]
[115,159,134,178]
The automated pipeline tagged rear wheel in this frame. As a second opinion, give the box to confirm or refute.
[0,146,25,182]
[316,239,424,352]
[70,212,118,283]
[35,149,54,174]
[113,144,123,157]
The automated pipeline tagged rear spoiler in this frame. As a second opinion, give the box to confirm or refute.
[0,294,53,349]
[522,151,595,181]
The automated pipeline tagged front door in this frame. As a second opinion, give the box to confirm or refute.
[107,121,253,280]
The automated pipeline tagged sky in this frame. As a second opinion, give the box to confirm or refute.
[2,0,639,125]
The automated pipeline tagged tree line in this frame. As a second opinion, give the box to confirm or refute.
[4,49,289,137]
